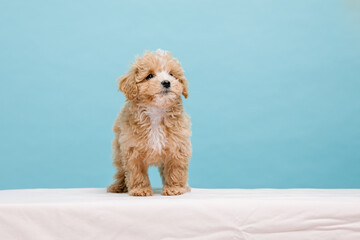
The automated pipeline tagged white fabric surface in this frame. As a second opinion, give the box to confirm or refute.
[0,188,359,240]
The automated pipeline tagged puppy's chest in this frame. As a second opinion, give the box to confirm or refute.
[144,107,168,153]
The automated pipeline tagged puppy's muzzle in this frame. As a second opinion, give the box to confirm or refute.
[161,80,171,89]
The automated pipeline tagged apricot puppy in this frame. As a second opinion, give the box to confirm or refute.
[107,49,191,196]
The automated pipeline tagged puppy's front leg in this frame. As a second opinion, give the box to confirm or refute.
[162,159,190,196]
[126,155,153,197]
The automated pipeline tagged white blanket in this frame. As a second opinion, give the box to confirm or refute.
[0,188,359,240]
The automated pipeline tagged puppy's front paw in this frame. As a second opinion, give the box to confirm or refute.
[162,185,190,196]
[129,187,153,197]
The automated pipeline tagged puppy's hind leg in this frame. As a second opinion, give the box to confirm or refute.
[107,133,128,193]
[107,166,128,193]
[158,163,166,186]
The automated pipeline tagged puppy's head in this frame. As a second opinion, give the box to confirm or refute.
[118,49,188,108]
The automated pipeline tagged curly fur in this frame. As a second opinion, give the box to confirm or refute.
[107,49,191,196]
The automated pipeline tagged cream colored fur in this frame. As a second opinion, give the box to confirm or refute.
[107,49,191,196]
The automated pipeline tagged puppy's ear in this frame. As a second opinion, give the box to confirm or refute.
[181,77,189,99]
[118,68,138,100]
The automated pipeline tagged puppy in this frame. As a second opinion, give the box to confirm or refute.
[107,49,192,196]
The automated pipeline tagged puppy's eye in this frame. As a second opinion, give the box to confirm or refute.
[146,74,154,80]
[169,73,173,76]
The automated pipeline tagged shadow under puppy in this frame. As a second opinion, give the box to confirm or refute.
[107,49,192,196]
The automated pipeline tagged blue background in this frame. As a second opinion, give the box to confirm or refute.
[1,1,360,190]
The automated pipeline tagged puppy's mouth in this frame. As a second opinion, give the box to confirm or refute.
[155,90,177,100]
[159,89,171,95]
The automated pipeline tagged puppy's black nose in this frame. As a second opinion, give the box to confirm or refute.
[161,80,171,89]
